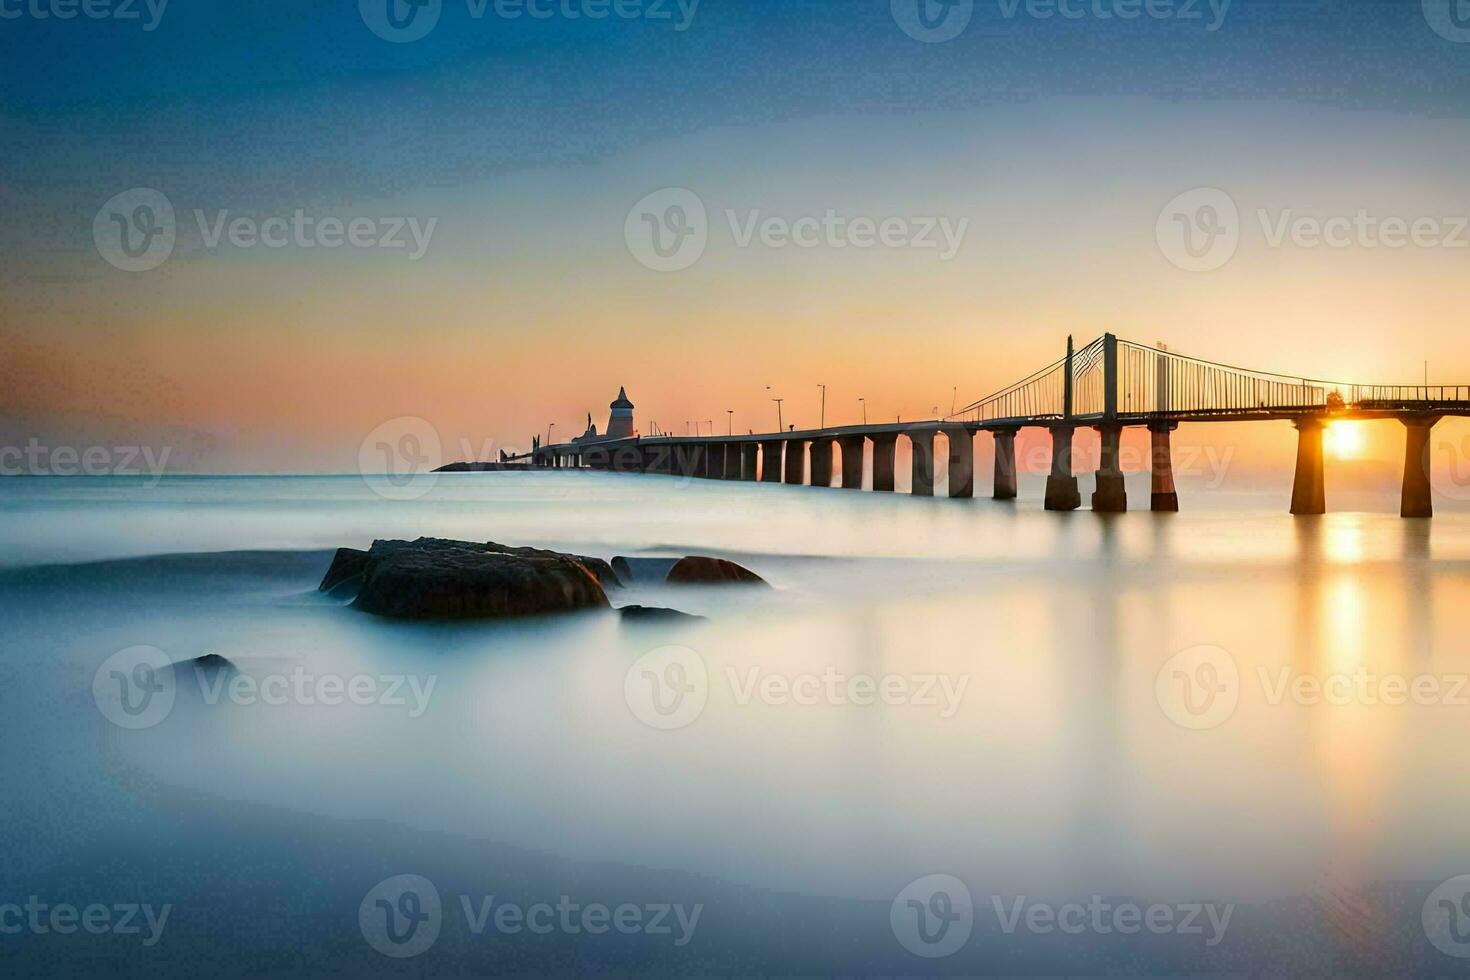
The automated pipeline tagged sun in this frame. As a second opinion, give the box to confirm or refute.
[1325,421,1367,460]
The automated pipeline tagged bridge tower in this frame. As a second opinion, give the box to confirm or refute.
[1092,333,1127,512]
[1045,335,1082,511]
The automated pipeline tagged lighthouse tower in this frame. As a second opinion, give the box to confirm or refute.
[606,386,635,439]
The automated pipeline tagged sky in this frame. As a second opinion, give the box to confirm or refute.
[3,0,1470,478]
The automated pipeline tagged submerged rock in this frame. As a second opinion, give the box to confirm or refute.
[173,653,235,676]
[337,538,609,620]
[665,556,767,586]
[610,556,680,584]
[617,605,704,621]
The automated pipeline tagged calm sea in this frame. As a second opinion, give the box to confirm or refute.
[3,472,1469,975]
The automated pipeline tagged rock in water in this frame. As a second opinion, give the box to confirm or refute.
[617,605,704,621]
[344,538,609,620]
[665,556,767,586]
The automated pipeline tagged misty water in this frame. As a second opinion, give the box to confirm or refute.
[4,471,1470,975]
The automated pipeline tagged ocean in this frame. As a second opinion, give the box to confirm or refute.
[3,471,1469,975]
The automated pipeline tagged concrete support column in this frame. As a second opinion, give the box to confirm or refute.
[1044,425,1081,511]
[1401,416,1439,518]
[909,431,936,497]
[784,440,807,485]
[1092,424,1127,513]
[1149,423,1179,512]
[993,430,1018,500]
[839,436,865,489]
[742,443,759,481]
[871,435,897,492]
[1290,416,1327,516]
[723,443,742,481]
[705,443,725,480]
[946,428,974,498]
[760,441,784,482]
[810,438,835,487]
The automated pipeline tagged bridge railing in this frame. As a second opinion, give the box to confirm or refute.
[1113,340,1338,416]
[1348,385,1470,407]
[948,357,1067,423]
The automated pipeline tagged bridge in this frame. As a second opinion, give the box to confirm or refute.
[526,334,1469,518]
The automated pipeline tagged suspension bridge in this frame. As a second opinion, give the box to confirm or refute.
[528,334,1469,518]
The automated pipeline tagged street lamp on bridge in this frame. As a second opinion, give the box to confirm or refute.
[858,397,867,425]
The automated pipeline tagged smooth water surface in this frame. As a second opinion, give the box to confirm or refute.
[3,472,1469,975]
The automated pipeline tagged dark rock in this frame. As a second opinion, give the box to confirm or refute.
[610,556,680,584]
[347,538,609,620]
[617,605,705,621]
[319,547,369,593]
[666,556,768,586]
